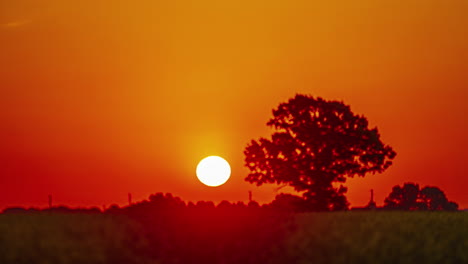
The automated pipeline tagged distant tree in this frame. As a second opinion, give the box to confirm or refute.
[420,186,458,211]
[148,192,186,210]
[195,201,215,209]
[383,183,458,211]
[247,200,260,208]
[444,201,459,211]
[218,200,233,209]
[106,204,121,214]
[269,193,307,212]
[2,207,28,214]
[235,201,247,209]
[244,94,396,211]
[383,183,423,210]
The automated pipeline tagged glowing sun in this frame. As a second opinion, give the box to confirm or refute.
[196,156,231,187]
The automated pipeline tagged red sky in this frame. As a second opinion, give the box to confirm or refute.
[1,0,467,209]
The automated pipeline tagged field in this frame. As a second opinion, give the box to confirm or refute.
[0,214,152,264]
[287,212,468,264]
[0,211,466,264]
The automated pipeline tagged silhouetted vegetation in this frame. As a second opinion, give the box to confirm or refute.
[384,183,458,211]
[0,192,466,264]
[244,94,396,211]
[2,206,102,214]
[1,193,296,264]
[104,193,293,264]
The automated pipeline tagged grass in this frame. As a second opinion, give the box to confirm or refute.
[286,212,468,264]
[0,213,153,264]
[0,211,466,264]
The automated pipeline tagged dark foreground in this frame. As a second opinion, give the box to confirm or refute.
[0,211,466,264]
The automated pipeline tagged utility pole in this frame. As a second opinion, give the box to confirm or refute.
[128,193,132,205]
[48,194,52,209]
[367,189,376,209]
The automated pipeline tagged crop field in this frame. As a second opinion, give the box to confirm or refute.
[0,214,152,264]
[0,211,466,264]
[287,212,468,264]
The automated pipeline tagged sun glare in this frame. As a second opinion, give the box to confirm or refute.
[196,156,231,187]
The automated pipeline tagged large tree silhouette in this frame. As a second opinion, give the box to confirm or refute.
[244,94,396,211]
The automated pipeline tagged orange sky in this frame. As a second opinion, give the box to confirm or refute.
[1,0,467,209]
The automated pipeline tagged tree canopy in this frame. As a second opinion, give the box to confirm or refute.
[244,94,396,211]
[384,183,458,211]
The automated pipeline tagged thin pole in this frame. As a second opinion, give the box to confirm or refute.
[48,195,52,209]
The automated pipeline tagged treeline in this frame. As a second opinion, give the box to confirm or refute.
[0,188,460,264]
[108,193,294,264]
[1,193,296,263]
[2,183,459,215]
[384,183,458,211]
[0,192,337,214]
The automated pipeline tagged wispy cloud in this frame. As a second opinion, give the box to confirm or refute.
[2,19,31,28]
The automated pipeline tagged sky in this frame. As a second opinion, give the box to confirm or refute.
[1,0,467,209]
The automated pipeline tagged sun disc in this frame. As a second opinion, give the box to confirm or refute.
[196,156,231,187]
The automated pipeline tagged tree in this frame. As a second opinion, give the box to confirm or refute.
[420,186,447,210]
[383,183,423,210]
[420,186,458,211]
[383,183,459,211]
[244,94,396,211]
[269,193,307,212]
